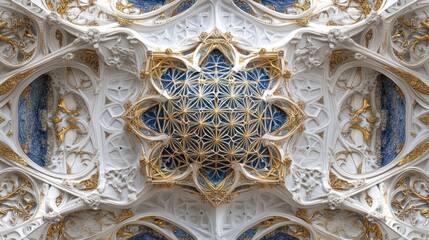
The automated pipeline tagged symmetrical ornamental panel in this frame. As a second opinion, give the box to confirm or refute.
[0,0,428,239]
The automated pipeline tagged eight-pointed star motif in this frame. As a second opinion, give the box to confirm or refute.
[125,35,305,205]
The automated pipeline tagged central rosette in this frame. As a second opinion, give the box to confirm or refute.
[125,32,305,205]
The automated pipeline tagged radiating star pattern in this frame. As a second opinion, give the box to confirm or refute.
[141,49,288,187]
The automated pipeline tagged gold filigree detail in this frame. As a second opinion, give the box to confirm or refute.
[312,0,374,26]
[55,98,81,143]
[385,65,429,95]
[357,163,362,174]
[55,30,63,47]
[295,13,313,25]
[243,217,311,239]
[74,171,99,190]
[392,15,429,64]
[0,173,37,227]
[116,2,135,13]
[295,209,312,223]
[363,218,383,240]
[154,219,166,228]
[0,143,28,166]
[139,70,149,79]
[420,114,429,126]
[312,210,382,239]
[0,12,37,64]
[80,49,99,74]
[391,173,429,228]
[364,29,373,47]
[329,171,352,190]
[115,209,134,223]
[397,142,429,166]
[139,155,148,175]
[165,48,173,55]
[57,0,105,26]
[374,0,382,10]
[262,218,275,227]
[284,155,292,169]
[56,192,65,207]
[46,218,64,239]
[292,0,311,11]
[349,98,374,143]
[0,69,37,96]
[264,223,310,239]
[283,70,292,80]
[57,98,78,116]
[329,50,353,75]
[124,30,305,206]
[57,121,79,143]
[365,192,373,207]
[116,15,134,25]
[45,0,54,10]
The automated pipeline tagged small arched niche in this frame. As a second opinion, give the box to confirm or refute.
[17,67,95,174]
[336,67,406,174]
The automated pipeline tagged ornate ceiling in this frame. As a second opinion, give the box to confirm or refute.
[0,0,428,239]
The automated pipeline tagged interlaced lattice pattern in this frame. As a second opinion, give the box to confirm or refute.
[141,49,288,187]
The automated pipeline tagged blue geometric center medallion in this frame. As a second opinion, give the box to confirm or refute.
[125,31,305,205]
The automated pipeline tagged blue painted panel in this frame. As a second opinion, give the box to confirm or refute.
[129,232,167,240]
[237,228,257,240]
[234,0,299,14]
[261,232,298,240]
[260,226,299,240]
[238,226,299,240]
[260,0,298,13]
[234,0,255,15]
[18,74,52,167]
[128,0,167,13]
[173,0,196,15]
[128,0,196,15]
[173,228,194,239]
[127,226,192,240]
[379,75,406,166]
